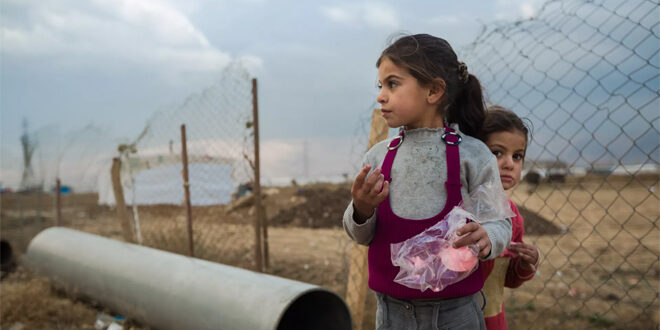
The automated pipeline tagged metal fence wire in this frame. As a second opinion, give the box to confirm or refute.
[105,61,259,270]
[342,0,659,329]
[457,0,659,328]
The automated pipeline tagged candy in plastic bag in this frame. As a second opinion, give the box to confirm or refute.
[390,181,515,292]
[390,207,479,292]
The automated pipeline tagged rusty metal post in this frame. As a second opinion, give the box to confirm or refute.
[181,124,194,257]
[55,178,62,226]
[262,206,270,271]
[252,78,264,272]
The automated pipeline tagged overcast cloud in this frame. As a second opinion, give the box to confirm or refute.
[4,0,654,190]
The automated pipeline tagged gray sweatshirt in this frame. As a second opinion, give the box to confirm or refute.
[343,125,512,260]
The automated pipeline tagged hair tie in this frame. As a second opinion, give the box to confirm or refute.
[457,61,469,83]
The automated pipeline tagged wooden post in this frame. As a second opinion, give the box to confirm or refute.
[55,178,62,226]
[181,124,194,257]
[345,108,389,330]
[252,78,264,272]
[262,206,270,271]
[111,158,134,243]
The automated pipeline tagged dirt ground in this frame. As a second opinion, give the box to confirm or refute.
[1,175,658,329]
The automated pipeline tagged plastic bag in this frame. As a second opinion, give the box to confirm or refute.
[390,181,515,292]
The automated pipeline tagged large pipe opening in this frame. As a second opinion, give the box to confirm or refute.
[277,290,352,330]
[1,240,14,278]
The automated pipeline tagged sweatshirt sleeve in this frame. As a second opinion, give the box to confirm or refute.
[343,201,378,245]
[462,139,513,260]
[481,218,512,260]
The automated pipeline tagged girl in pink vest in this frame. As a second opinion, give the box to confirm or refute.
[479,106,541,329]
[343,34,512,329]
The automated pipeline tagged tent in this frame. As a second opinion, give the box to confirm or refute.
[98,161,235,206]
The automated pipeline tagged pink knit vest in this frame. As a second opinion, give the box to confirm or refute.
[367,127,484,299]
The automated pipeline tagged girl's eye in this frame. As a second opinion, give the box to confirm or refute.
[491,150,502,157]
[513,153,524,160]
[388,81,398,88]
[376,82,382,90]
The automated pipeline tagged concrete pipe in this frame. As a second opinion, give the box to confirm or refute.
[23,227,352,330]
[1,240,16,278]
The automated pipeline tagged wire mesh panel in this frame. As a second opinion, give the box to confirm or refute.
[0,123,118,252]
[111,61,258,269]
[459,0,659,328]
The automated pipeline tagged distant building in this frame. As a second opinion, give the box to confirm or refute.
[611,164,659,176]
[524,159,569,183]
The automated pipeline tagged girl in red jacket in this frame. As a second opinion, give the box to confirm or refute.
[480,106,541,329]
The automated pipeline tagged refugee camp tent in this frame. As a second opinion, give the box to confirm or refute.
[98,154,237,206]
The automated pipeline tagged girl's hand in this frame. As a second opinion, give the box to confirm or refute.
[508,242,540,271]
[453,222,492,258]
[351,165,389,223]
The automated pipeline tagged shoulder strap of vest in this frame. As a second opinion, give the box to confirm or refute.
[443,125,463,204]
[381,129,404,183]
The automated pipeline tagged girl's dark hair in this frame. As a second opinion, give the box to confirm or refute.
[481,105,532,152]
[377,33,486,139]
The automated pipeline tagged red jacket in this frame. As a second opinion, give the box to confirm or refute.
[480,200,537,330]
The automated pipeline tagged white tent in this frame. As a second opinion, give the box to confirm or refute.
[98,162,235,206]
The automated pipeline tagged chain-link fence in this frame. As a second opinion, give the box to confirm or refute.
[1,61,261,269]
[100,61,260,270]
[341,0,659,329]
[459,0,659,328]
[1,123,118,252]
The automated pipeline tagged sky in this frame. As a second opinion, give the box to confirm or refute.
[2,0,657,190]
[1,0,550,189]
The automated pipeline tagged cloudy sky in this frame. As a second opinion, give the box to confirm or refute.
[2,0,550,188]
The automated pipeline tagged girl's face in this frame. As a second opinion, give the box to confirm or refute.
[376,58,443,129]
[486,130,527,190]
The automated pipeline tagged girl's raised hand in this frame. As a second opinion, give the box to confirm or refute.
[351,165,390,223]
[452,222,492,258]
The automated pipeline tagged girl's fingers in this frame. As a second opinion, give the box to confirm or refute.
[520,254,536,266]
[478,239,491,258]
[508,244,522,253]
[361,167,381,194]
[453,230,478,248]
[376,180,390,202]
[455,222,479,236]
[352,165,371,192]
[371,174,384,195]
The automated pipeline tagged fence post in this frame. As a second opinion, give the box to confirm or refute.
[110,157,134,243]
[346,108,389,330]
[252,78,265,272]
[55,178,62,226]
[181,124,195,257]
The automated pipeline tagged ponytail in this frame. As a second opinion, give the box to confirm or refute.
[446,74,486,140]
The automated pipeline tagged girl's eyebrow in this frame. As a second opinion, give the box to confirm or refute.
[381,74,403,82]
[487,143,506,149]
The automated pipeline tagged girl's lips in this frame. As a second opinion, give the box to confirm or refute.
[500,175,513,182]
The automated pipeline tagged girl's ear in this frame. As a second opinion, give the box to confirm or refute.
[427,78,446,104]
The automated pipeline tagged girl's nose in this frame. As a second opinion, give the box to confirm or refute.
[377,90,387,104]
[502,156,514,169]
